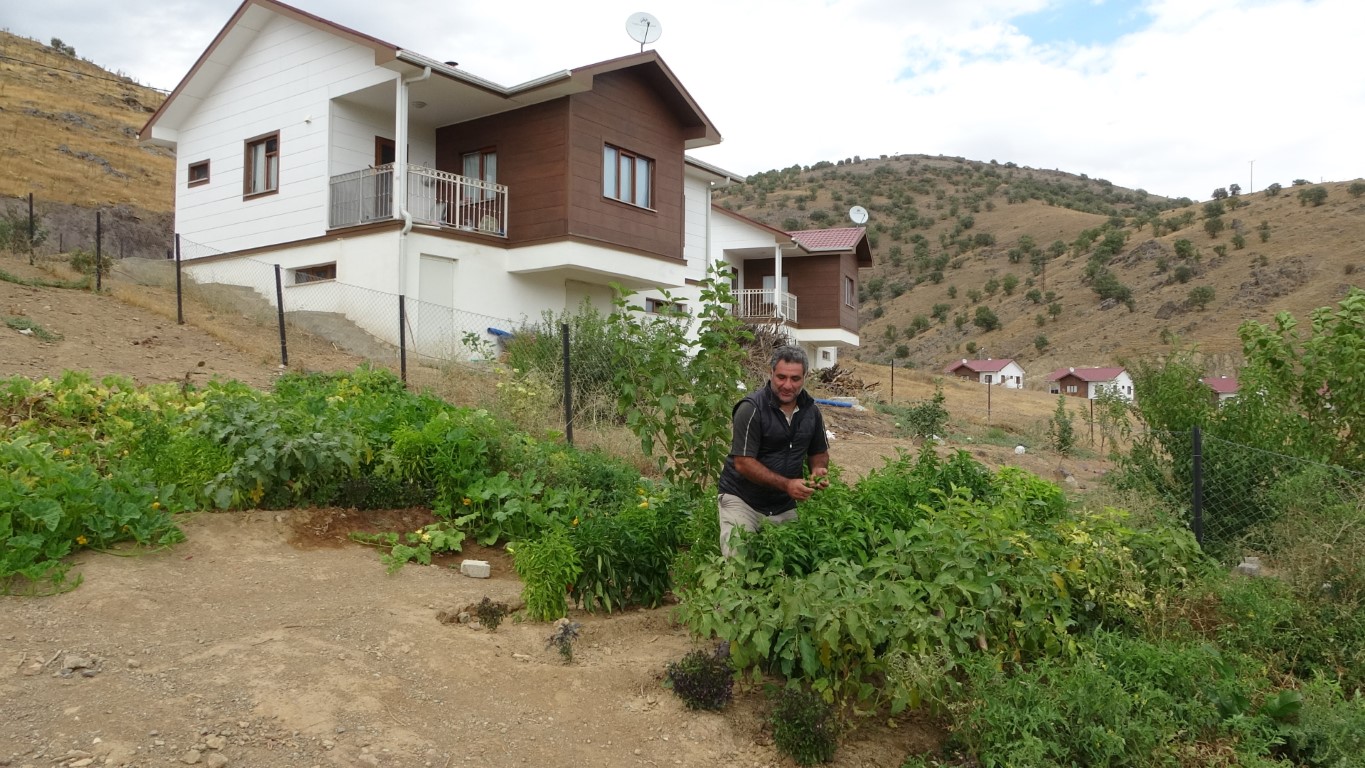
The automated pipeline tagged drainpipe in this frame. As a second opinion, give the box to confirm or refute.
[773,243,783,321]
[395,66,430,296]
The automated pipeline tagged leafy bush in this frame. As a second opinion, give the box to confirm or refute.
[511,528,581,621]
[771,687,839,765]
[665,644,735,711]
[885,384,948,438]
[1297,185,1328,206]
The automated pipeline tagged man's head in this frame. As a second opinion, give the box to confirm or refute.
[768,346,809,405]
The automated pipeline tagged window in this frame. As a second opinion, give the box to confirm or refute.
[984,374,994,384]
[293,263,336,284]
[644,297,686,315]
[188,160,210,187]
[244,131,280,197]
[603,145,653,208]
[844,276,856,307]
[1066,385,1078,394]
[821,350,831,362]
[462,148,497,195]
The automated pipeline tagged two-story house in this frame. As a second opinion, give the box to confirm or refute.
[139,0,864,366]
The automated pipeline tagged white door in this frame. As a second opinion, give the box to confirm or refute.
[414,256,457,360]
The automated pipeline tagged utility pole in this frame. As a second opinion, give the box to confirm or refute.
[1249,160,1254,195]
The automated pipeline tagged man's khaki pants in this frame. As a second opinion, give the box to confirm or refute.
[718,493,796,558]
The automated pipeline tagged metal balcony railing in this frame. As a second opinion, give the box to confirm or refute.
[734,288,797,324]
[329,164,508,237]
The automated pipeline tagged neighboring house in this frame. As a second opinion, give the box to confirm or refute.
[138,0,865,363]
[1047,367,1134,401]
[1201,376,1239,406]
[943,358,1025,388]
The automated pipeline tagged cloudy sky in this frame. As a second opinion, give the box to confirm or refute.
[6,0,1362,200]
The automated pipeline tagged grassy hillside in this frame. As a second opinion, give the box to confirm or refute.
[715,156,1365,380]
[0,30,171,210]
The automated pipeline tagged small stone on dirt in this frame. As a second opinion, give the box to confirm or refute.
[205,734,227,750]
[181,748,203,764]
[204,754,229,768]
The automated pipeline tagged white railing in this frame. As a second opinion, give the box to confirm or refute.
[734,288,797,324]
[329,164,508,237]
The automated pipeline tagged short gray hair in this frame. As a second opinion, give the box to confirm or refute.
[770,346,809,375]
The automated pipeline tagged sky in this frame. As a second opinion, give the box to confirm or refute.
[5,0,1363,201]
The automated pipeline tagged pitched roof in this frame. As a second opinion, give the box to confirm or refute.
[788,228,866,251]
[944,358,1017,374]
[1201,376,1240,394]
[1047,366,1127,382]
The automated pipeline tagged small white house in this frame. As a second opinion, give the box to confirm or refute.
[1047,366,1134,401]
[944,358,1026,388]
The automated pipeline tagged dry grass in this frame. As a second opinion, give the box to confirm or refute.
[0,31,171,210]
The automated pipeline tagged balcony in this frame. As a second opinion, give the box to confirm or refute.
[328,164,508,237]
[735,288,797,324]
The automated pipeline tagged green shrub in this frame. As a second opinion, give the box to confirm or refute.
[665,645,735,711]
[512,528,581,621]
[771,687,839,765]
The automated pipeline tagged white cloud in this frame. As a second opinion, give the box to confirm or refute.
[6,0,1363,199]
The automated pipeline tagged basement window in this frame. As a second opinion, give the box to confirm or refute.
[644,297,686,315]
[188,160,210,187]
[293,263,336,284]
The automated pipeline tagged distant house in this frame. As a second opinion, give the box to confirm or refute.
[1047,366,1134,401]
[944,358,1025,388]
[1201,376,1239,406]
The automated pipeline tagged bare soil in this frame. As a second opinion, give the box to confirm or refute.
[2,256,1111,768]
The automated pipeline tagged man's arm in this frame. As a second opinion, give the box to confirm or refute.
[733,456,817,501]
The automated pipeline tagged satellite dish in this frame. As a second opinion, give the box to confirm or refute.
[848,205,869,225]
[626,12,662,52]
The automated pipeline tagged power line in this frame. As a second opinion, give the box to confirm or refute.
[0,53,169,93]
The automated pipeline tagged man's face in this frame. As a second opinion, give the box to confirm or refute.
[770,360,806,405]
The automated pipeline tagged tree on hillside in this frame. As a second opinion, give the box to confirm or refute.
[1350,181,1365,198]
[1204,216,1225,239]
[49,38,76,57]
[973,305,1001,331]
[1265,182,1283,197]
[1297,186,1328,207]
[1229,183,1242,196]
[1211,187,1229,200]
[1188,285,1215,310]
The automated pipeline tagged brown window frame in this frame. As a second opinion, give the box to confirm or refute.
[188,160,210,187]
[843,276,856,307]
[293,263,336,285]
[243,130,281,199]
[602,144,654,209]
[644,297,686,315]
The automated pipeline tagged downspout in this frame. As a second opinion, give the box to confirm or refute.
[395,66,431,296]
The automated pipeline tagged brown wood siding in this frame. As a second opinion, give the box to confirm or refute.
[1051,374,1089,397]
[839,251,860,333]
[435,99,570,245]
[565,69,686,261]
[743,255,855,331]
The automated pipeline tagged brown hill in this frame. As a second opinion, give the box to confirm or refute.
[716,156,1365,380]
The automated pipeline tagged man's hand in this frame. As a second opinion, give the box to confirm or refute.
[786,477,816,501]
[809,467,830,490]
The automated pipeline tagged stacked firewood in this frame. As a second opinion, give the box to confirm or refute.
[816,364,879,396]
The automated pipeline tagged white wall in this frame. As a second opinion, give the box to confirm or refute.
[682,174,710,280]
[173,12,396,254]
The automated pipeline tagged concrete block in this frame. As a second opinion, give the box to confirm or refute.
[460,560,491,579]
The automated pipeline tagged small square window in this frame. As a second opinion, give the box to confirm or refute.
[294,263,336,284]
[188,160,210,187]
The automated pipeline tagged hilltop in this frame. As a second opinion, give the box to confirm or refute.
[715,156,1365,378]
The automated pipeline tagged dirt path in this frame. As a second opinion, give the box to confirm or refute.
[2,509,933,768]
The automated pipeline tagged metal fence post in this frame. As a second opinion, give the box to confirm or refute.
[27,193,35,266]
[890,360,895,401]
[562,322,574,446]
[174,234,184,325]
[273,264,288,367]
[1192,425,1204,546]
[398,295,408,384]
[95,211,103,292]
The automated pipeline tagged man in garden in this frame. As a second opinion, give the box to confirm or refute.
[717,346,830,557]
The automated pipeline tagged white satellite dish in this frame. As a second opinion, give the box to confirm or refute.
[626,12,662,52]
[849,205,869,225]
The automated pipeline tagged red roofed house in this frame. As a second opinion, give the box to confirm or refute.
[944,358,1026,388]
[704,209,872,369]
[1201,376,1239,406]
[1047,367,1134,401]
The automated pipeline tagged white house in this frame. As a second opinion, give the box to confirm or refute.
[943,358,1026,388]
[138,0,867,364]
[1046,366,1135,401]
